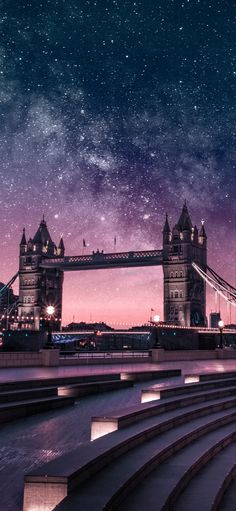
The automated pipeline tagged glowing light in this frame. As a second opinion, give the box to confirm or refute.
[91,419,118,440]
[141,390,161,403]
[184,375,200,384]
[46,305,55,316]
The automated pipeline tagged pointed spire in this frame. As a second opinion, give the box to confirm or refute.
[177,201,192,231]
[20,228,26,245]
[59,237,64,250]
[163,213,171,233]
[199,220,207,238]
[33,217,53,245]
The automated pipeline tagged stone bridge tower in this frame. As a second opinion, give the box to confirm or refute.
[18,218,64,331]
[162,203,207,327]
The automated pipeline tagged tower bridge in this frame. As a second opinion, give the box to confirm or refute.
[16,202,208,331]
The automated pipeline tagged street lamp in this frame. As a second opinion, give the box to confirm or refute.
[218,319,224,349]
[152,314,162,348]
[46,305,55,348]
[46,305,55,316]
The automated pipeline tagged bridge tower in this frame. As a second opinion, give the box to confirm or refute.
[18,218,64,331]
[162,203,207,327]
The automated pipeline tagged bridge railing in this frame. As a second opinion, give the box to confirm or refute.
[59,350,151,360]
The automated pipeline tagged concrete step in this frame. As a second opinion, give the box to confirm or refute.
[217,472,236,511]
[199,371,236,382]
[174,443,236,511]
[0,369,182,394]
[23,395,236,511]
[0,373,121,392]
[117,425,236,511]
[0,386,58,403]
[120,369,181,382]
[58,379,133,397]
[0,395,75,424]
[141,376,236,402]
[91,384,236,440]
[50,410,236,511]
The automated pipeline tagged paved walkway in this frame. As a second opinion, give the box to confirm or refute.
[0,359,236,510]
[0,358,236,382]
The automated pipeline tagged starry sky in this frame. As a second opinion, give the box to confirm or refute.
[0,0,235,326]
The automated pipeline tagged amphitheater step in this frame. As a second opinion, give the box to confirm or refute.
[218,475,236,511]
[141,376,236,402]
[0,373,121,392]
[51,410,236,511]
[0,395,75,424]
[23,394,236,511]
[0,386,58,403]
[91,384,236,440]
[57,379,133,397]
[173,443,236,511]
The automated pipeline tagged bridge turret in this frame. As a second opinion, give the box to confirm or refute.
[162,202,206,327]
[18,218,64,332]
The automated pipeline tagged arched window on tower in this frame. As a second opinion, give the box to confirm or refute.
[170,272,174,278]
[175,291,179,298]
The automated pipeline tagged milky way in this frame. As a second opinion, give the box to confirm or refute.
[0,0,235,324]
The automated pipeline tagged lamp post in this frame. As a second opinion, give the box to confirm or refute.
[46,305,55,348]
[218,319,224,349]
[152,314,161,348]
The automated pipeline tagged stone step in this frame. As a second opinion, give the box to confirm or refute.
[174,443,236,511]
[0,386,58,403]
[58,379,133,397]
[141,376,236,402]
[216,471,236,511]
[0,373,121,392]
[0,395,75,424]
[116,425,236,511]
[50,410,236,511]
[199,371,236,382]
[91,383,236,440]
[23,395,236,511]
[120,369,181,382]
[0,369,182,394]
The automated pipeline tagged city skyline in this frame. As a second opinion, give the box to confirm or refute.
[0,1,235,325]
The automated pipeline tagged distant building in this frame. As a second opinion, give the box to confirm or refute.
[209,312,221,328]
[0,283,18,329]
[63,322,114,332]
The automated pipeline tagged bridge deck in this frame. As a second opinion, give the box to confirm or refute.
[40,249,163,271]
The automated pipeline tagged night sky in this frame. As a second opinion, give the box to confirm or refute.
[0,0,235,325]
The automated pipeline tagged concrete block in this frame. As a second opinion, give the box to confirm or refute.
[91,418,119,441]
[41,349,60,366]
[23,481,67,511]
